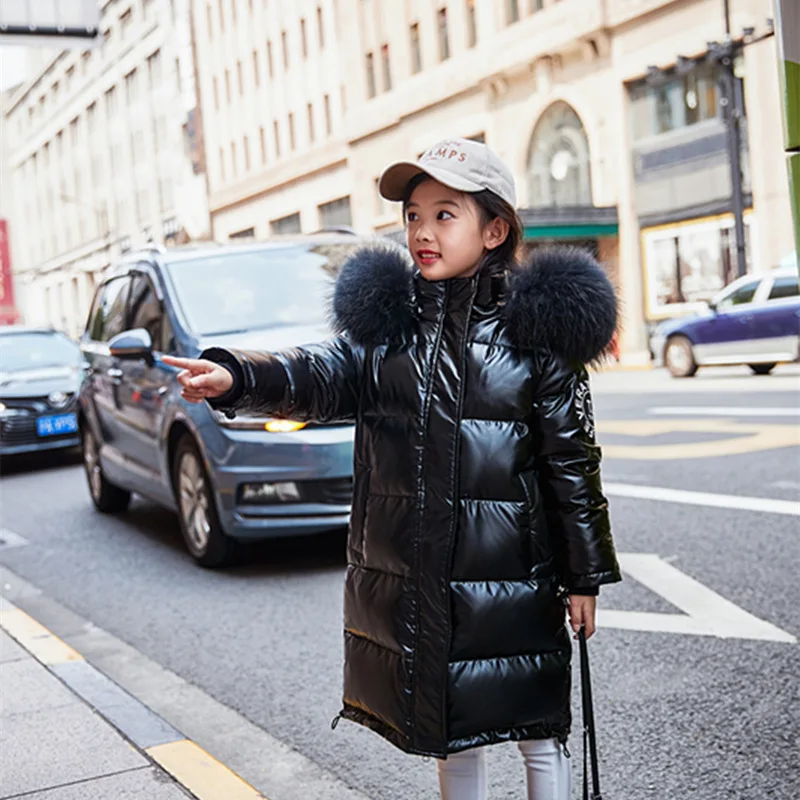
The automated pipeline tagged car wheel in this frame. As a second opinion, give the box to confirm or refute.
[172,435,237,568]
[81,426,131,513]
[664,336,698,378]
[749,363,776,375]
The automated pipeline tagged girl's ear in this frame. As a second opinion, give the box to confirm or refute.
[482,217,510,251]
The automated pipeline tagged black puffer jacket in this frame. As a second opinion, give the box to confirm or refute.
[204,246,621,758]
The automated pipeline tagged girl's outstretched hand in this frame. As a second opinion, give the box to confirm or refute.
[161,356,234,403]
[568,595,597,640]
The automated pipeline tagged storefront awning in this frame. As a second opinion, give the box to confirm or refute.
[518,205,619,240]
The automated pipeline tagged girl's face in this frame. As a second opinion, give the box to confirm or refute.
[405,179,509,281]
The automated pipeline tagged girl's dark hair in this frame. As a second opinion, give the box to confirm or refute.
[402,173,522,277]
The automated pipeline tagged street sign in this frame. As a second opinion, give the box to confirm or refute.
[0,0,100,47]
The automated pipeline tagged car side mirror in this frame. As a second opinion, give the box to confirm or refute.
[109,328,154,365]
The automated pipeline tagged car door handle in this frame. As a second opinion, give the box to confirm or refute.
[106,368,123,380]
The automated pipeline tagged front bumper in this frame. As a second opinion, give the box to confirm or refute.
[0,435,80,456]
[208,424,355,539]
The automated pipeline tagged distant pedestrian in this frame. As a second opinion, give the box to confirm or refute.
[163,137,621,800]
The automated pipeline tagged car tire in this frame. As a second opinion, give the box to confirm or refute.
[664,335,698,378]
[749,363,776,375]
[172,435,237,568]
[81,426,131,514]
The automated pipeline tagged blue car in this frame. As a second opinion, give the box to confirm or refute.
[79,238,367,566]
[650,266,800,377]
[0,326,83,456]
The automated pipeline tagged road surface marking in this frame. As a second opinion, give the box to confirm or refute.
[604,482,800,516]
[598,419,799,459]
[0,606,83,664]
[148,740,266,800]
[649,406,800,417]
[600,553,796,643]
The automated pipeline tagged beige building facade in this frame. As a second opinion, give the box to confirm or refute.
[4,0,210,339]
[197,0,792,360]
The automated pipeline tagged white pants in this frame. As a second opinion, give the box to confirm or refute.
[437,739,571,800]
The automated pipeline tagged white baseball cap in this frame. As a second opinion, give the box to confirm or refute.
[379,138,517,208]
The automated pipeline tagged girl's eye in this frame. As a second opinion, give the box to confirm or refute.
[437,210,454,220]
[407,212,418,222]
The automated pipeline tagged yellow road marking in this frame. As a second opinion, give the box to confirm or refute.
[147,739,267,800]
[0,607,83,664]
[598,419,800,460]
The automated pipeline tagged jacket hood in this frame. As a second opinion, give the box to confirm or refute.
[332,245,618,364]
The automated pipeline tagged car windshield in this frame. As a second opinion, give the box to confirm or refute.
[165,244,362,335]
[0,332,82,372]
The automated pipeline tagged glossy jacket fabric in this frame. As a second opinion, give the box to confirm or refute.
[203,246,622,758]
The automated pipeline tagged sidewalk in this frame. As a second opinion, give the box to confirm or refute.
[0,597,264,800]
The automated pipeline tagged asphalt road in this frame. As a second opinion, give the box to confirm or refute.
[1,365,798,800]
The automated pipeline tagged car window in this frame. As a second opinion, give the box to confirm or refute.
[716,280,760,311]
[165,243,362,335]
[128,273,166,351]
[767,275,799,301]
[87,277,131,342]
[0,331,82,372]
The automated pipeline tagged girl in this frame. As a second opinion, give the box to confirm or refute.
[164,137,621,800]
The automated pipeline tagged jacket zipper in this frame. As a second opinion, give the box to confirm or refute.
[439,277,479,749]
[409,284,450,749]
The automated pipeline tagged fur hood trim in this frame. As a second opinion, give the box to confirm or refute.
[332,245,618,364]
[505,247,618,364]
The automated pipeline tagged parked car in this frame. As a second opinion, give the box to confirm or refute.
[78,238,368,567]
[650,266,800,377]
[0,326,83,456]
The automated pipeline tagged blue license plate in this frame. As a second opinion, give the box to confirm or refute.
[36,412,78,437]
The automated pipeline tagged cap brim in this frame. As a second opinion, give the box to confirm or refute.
[378,161,484,202]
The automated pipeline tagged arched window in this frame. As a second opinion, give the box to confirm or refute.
[527,102,592,208]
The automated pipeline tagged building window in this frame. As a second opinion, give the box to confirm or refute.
[288,112,296,150]
[218,0,224,29]
[300,18,308,58]
[243,135,250,170]
[467,132,486,143]
[281,30,289,68]
[230,227,255,240]
[237,60,243,94]
[253,50,260,86]
[105,86,117,117]
[219,146,225,180]
[307,103,315,142]
[527,101,592,208]
[466,0,477,47]
[317,6,324,47]
[531,0,544,10]
[381,44,392,91]
[271,212,301,234]
[147,50,162,88]
[230,141,237,177]
[273,120,281,157]
[120,9,133,38]
[318,196,352,228]
[438,8,450,61]
[213,76,220,109]
[507,0,520,24]
[65,65,75,90]
[629,62,720,140]
[124,69,138,104]
[267,40,274,77]
[365,52,376,98]
[230,0,236,23]
[224,69,231,103]
[324,93,332,136]
[260,125,267,163]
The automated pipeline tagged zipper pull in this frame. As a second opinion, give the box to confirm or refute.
[558,735,571,758]
[330,713,342,730]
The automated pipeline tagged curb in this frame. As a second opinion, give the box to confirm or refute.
[0,599,268,800]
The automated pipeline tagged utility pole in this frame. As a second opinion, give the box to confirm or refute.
[720,0,748,278]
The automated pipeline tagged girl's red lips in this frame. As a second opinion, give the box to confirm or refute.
[417,250,441,260]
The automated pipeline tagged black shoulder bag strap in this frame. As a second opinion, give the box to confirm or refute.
[579,626,603,800]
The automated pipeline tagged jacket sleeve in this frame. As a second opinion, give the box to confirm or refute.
[200,335,364,423]
[531,352,621,592]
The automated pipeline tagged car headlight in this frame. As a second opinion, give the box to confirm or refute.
[213,411,306,432]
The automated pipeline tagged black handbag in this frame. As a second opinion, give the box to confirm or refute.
[578,626,604,800]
